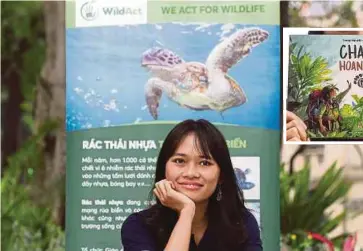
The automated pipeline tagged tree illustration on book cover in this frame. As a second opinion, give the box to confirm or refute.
[287,34,363,140]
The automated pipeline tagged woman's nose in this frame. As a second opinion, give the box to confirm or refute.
[183,163,200,177]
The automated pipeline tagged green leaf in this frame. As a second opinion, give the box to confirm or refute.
[318,211,346,234]
[352,94,360,104]
[297,45,304,58]
[292,162,310,205]
[1,118,63,250]
[280,160,356,239]
[22,114,35,133]
[20,101,33,113]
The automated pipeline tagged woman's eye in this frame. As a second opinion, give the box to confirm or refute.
[200,160,211,166]
[173,158,185,164]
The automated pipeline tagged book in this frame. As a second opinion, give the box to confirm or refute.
[287,34,363,141]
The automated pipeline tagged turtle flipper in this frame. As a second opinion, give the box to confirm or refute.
[145,77,175,120]
[206,27,269,74]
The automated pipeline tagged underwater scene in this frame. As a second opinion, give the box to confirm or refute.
[66,23,280,131]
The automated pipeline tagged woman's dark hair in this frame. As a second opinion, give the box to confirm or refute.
[142,119,250,250]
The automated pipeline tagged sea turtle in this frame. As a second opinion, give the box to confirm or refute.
[233,167,255,190]
[141,27,269,119]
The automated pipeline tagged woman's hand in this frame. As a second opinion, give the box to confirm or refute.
[156,180,195,251]
[153,179,195,215]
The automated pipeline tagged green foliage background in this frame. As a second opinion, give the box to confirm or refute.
[1,2,65,250]
[280,161,359,250]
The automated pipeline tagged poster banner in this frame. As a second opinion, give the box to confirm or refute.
[65,0,281,250]
[287,34,363,141]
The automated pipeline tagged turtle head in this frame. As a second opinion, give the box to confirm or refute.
[141,47,184,68]
[185,62,206,73]
[185,62,208,84]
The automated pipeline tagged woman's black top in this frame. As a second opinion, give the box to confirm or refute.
[121,207,262,251]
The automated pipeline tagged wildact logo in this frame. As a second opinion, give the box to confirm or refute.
[102,7,142,16]
[80,1,99,21]
[80,0,143,22]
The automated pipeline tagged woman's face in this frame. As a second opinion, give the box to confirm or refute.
[165,133,220,204]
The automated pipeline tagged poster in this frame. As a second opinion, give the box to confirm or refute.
[65,0,281,250]
[286,34,363,141]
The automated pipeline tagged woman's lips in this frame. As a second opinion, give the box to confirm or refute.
[178,182,203,191]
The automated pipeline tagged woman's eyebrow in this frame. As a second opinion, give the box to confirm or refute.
[199,155,211,159]
[172,153,212,159]
[172,153,187,157]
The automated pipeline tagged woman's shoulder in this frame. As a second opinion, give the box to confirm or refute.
[242,209,259,229]
[121,207,153,233]
[121,207,157,249]
[241,208,262,248]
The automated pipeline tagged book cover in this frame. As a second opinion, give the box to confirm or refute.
[287,34,363,141]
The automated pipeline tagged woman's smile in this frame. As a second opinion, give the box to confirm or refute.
[178,181,204,191]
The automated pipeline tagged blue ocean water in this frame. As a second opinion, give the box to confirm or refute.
[66,23,280,131]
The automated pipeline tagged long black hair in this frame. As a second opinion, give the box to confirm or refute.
[142,119,250,250]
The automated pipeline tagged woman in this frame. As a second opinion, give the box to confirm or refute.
[121,119,262,251]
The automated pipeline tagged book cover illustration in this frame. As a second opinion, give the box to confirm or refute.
[287,34,363,140]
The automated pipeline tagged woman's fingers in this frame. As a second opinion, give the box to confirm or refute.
[169,181,176,190]
[155,181,166,201]
[153,188,162,202]
[154,180,177,202]
[164,181,174,194]
[156,180,172,199]
[155,180,178,203]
